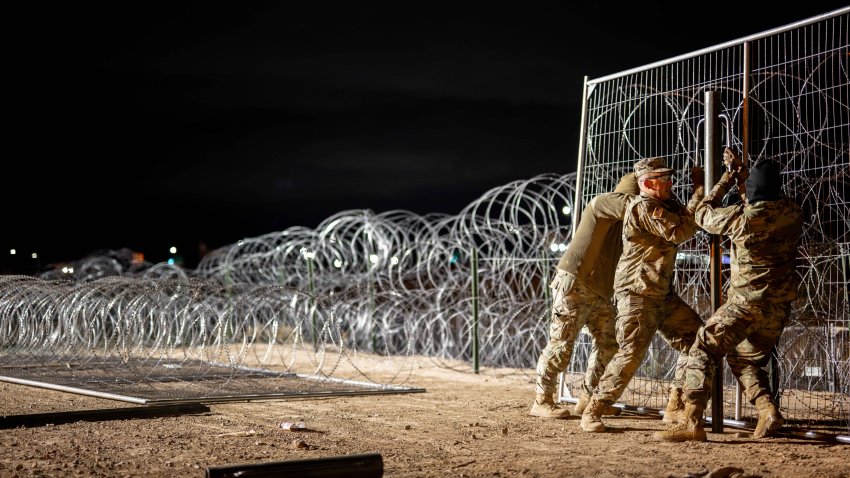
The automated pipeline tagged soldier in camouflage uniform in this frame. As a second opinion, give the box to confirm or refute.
[654,149,803,442]
[530,173,639,419]
[581,157,704,433]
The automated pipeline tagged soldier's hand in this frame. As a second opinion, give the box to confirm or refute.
[722,147,742,169]
[691,166,705,189]
[736,164,750,184]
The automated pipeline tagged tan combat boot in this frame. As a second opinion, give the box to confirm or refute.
[753,395,784,439]
[652,402,707,442]
[573,392,622,416]
[579,397,607,432]
[529,394,571,419]
[661,387,684,424]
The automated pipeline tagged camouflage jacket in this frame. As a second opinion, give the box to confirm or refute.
[695,181,803,303]
[614,193,699,298]
[557,191,636,300]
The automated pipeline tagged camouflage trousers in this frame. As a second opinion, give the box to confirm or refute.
[593,291,702,404]
[534,270,618,398]
[683,296,790,406]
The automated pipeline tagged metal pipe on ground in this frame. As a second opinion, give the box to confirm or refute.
[206,453,383,478]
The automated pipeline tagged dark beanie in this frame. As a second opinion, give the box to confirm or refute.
[745,160,782,204]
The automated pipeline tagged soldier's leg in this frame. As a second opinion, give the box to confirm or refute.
[656,294,703,423]
[532,272,589,418]
[574,296,620,415]
[683,301,754,404]
[594,293,661,403]
[726,302,787,403]
[581,292,660,432]
[582,296,618,395]
[658,294,704,389]
[725,301,789,438]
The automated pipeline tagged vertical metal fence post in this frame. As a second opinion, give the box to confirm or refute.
[307,255,318,352]
[571,76,590,233]
[559,75,590,400]
[705,91,724,433]
[471,246,480,374]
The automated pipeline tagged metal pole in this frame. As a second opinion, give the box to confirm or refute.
[742,41,750,171]
[734,41,751,420]
[471,246,480,374]
[705,91,725,433]
[559,75,591,401]
[571,76,591,234]
[206,453,383,478]
[308,255,318,352]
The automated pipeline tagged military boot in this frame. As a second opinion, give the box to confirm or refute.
[579,397,607,432]
[529,394,570,419]
[652,402,707,442]
[661,387,684,424]
[753,396,784,439]
[573,392,621,416]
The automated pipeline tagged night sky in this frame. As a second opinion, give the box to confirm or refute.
[6,2,847,269]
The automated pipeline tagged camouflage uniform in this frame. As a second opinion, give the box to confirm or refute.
[683,173,803,406]
[592,190,703,404]
[534,174,638,404]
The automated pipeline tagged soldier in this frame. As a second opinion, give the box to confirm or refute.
[580,157,704,432]
[654,149,803,442]
[530,172,638,418]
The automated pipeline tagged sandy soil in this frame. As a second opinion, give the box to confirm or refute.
[0,356,847,478]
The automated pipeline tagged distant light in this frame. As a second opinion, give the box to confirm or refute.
[300,248,315,259]
[333,259,342,268]
[68,267,74,273]
[549,243,559,253]
[558,243,567,252]
[237,240,244,247]
[62,267,69,273]
[31,253,38,259]
[9,249,15,255]
[562,206,572,215]
[369,254,379,264]
[167,258,175,265]
[450,253,458,264]
[390,256,399,265]
[169,246,177,254]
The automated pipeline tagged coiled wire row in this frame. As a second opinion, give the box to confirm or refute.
[2,173,576,380]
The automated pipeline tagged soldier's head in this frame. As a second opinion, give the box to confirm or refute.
[745,160,782,204]
[634,157,674,200]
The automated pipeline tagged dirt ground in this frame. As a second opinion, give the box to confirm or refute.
[0,355,847,478]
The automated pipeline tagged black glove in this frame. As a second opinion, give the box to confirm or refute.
[691,166,705,190]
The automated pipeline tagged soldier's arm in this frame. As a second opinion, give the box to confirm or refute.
[686,166,705,215]
[637,201,699,244]
[702,171,735,208]
[694,200,744,235]
[590,193,631,220]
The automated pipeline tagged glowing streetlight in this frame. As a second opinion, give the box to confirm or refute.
[562,205,572,215]
[10,249,15,255]
[169,246,177,254]
[31,253,38,259]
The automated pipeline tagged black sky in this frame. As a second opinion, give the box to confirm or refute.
[6,2,847,269]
